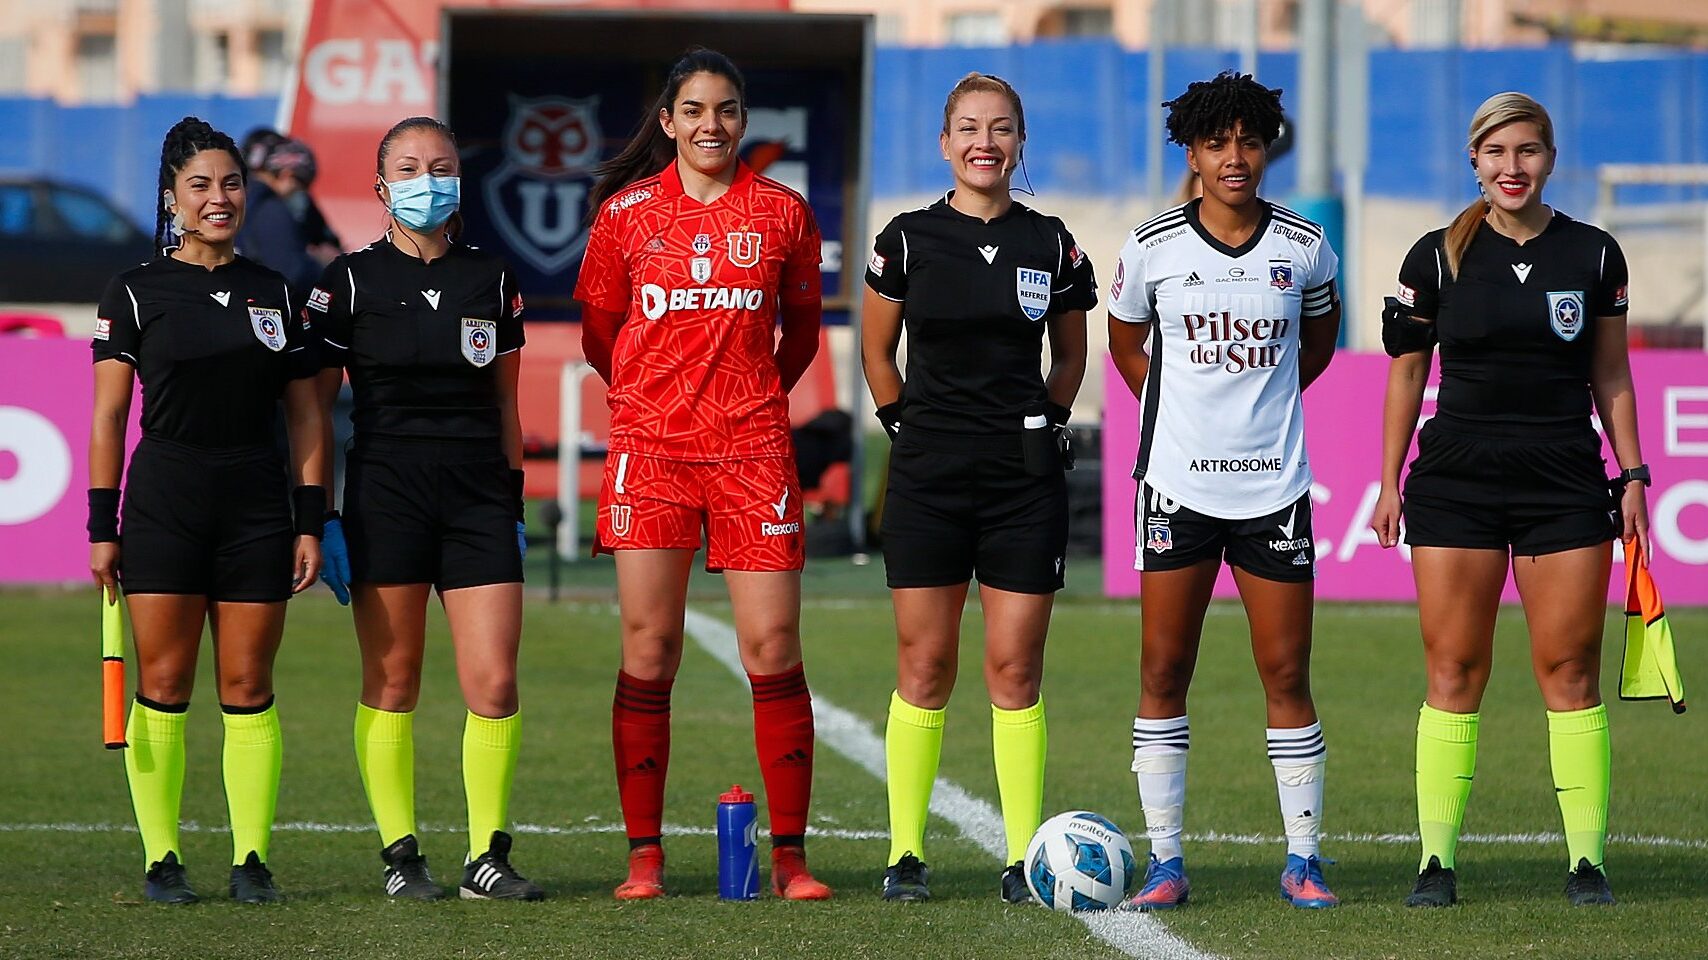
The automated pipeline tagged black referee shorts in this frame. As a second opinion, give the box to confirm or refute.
[119,437,294,602]
[344,437,522,590]
[879,430,1068,595]
[1135,481,1316,583]
[1403,416,1617,556]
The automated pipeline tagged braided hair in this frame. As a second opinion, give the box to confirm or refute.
[155,116,246,255]
[1163,71,1285,148]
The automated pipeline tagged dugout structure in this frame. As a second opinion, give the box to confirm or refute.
[441,10,876,557]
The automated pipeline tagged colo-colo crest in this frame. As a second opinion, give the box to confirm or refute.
[484,95,602,274]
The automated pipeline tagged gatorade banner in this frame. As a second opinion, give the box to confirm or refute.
[282,0,789,253]
[1101,352,1708,603]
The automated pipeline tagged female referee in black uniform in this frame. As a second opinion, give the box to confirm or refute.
[862,72,1095,903]
[89,117,327,904]
[1374,92,1647,908]
[308,117,541,901]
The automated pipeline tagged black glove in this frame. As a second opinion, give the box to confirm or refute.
[874,401,903,440]
[1381,296,1437,358]
[1045,401,1076,472]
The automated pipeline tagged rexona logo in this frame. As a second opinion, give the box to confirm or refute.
[762,521,802,536]
[639,283,765,320]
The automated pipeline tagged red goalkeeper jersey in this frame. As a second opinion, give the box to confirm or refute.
[575,160,822,461]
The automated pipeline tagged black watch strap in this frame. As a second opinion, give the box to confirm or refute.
[1619,464,1652,487]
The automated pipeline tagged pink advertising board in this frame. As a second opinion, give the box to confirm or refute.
[0,339,138,584]
[1101,351,1708,603]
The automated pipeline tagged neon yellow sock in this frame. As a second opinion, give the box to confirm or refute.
[463,710,521,859]
[125,699,187,868]
[886,691,945,864]
[1416,703,1478,871]
[992,697,1047,864]
[354,704,415,847]
[222,703,282,865]
[1548,704,1610,869]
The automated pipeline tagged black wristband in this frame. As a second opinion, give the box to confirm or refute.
[509,468,526,523]
[291,485,327,538]
[87,488,120,544]
[1044,401,1073,427]
[874,401,903,439]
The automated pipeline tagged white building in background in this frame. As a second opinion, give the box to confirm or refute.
[0,0,301,103]
[3,0,1706,103]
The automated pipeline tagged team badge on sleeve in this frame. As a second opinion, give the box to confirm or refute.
[1396,283,1417,308]
[510,290,525,318]
[1269,258,1294,291]
[307,287,332,313]
[1546,291,1586,342]
[247,306,287,351]
[1109,258,1125,301]
[93,317,111,341]
[868,250,886,276]
[1614,284,1629,309]
[1069,243,1086,269]
[1016,267,1051,321]
[461,318,497,367]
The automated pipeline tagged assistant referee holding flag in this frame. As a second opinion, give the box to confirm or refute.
[309,117,540,901]
[89,117,328,904]
[863,72,1095,903]
[1374,92,1647,908]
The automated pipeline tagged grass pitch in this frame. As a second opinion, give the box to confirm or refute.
[0,559,1703,959]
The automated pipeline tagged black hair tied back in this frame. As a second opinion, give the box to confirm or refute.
[1163,71,1285,148]
[155,116,246,254]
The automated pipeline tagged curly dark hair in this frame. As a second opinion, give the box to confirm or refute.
[155,116,246,254]
[1163,71,1285,148]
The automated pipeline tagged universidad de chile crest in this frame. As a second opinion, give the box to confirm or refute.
[484,95,602,275]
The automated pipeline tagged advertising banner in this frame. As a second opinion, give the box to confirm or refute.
[0,341,137,584]
[1101,352,1708,603]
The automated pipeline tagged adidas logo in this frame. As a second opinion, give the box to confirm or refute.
[773,748,811,767]
[628,756,660,773]
[1292,551,1311,566]
[385,871,406,895]
[470,862,504,891]
[1183,272,1204,286]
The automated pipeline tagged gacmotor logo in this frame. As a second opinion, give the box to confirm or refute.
[0,407,72,526]
[639,284,765,321]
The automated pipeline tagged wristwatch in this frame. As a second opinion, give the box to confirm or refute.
[1618,464,1652,487]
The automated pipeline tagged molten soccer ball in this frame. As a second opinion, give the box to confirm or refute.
[1023,810,1137,911]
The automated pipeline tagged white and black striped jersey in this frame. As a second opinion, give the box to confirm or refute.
[1108,198,1338,519]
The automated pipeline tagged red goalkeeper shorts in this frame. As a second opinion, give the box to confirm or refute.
[595,452,805,572]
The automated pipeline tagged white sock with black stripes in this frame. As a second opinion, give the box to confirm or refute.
[1267,721,1326,859]
[1131,715,1189,863]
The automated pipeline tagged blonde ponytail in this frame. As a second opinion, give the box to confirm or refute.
[1445,91,1556,278]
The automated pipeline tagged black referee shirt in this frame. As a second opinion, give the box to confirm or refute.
[93,255,315,448]
[308,239,524,444]
[1398,211,1628,427]
[865,195,1097,435]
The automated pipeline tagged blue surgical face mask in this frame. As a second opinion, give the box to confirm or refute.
[386,174,460,231]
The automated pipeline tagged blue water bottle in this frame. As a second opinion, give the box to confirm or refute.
[717,784,759,900]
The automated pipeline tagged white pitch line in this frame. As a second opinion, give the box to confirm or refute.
[681,608,1215,960]
[0,821,889,841]
[7,821,1702,852]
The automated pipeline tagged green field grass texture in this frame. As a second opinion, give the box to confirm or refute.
[0,566,1703,960]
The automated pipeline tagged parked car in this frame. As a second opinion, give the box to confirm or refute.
[0,178,151,302]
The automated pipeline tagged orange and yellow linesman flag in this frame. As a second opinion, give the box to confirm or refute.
[101,588,127,748]
[1621,539,1686,714]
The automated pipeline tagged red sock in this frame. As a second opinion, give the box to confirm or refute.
[749,663,814,843]
[613,670,672,845]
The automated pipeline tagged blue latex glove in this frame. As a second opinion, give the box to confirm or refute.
[516,521,528,563]
[321,516,351,605]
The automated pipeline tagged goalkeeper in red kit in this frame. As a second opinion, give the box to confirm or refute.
[574,47,831,901]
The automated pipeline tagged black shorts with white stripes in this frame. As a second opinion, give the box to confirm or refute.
[1135,481,1315,583]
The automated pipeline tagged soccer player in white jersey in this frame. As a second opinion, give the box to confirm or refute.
[1106,72,1342,911]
